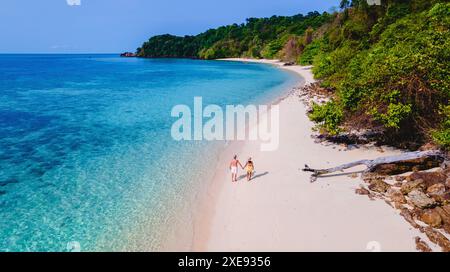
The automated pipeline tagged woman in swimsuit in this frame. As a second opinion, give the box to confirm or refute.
[244,157,254,181]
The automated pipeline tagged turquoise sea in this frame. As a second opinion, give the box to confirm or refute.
[0,55,298,251]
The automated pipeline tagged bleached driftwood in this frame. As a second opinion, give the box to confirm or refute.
[303,150,446,182]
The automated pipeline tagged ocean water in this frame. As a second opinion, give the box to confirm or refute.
[0,54,298,251]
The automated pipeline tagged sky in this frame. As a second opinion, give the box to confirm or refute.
[0,0,340,53]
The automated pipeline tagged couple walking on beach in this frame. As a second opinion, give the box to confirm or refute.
[229,155,254,182]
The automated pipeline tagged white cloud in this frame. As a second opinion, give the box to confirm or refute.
[66,0,81,6]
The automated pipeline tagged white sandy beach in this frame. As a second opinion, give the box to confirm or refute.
[191,58,433,252]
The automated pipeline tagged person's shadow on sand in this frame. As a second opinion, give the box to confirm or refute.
[238,171,269,181]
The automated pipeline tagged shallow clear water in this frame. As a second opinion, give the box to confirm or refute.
[0,55,298,251]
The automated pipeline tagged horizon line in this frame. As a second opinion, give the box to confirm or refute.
[0,52,122,55]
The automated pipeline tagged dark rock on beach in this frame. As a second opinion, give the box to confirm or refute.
[415,237,433,252]
[443,204,450,215]
[370,155,444,175]
[400,208,420,229]
[401,179,425,195]
[395,175,405,182]
[427,183,446,196]
[420,209,442,227]
[355,187,370,195]
[387,188,406,204]
[315,131,379,145]
[426,183,448,204]
[408,190,436,209]
[408,171,447,188]
[421,226,450,252]
[368,179,390,193]
[430,192,450,204]
[435,206,450,234]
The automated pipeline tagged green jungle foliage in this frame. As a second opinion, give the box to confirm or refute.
[137,12,332,59]
[307,0,450,149]
[137,0,450,149]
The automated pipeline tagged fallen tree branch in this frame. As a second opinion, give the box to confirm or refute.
[303,150,446,183]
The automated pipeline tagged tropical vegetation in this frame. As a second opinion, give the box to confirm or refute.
[137,0,450,149]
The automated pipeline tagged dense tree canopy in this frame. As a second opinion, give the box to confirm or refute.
[307,0,450,149]
[137,12,332,60]
[136,0,449,149]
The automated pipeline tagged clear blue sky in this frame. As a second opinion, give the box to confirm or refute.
[0,0,340,53]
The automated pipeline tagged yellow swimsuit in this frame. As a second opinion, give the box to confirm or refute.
[246,162,254,173]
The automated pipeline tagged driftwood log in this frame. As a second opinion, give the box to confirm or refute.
[303,150,446,182]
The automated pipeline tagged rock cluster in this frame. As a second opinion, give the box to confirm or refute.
[358,166,450,252]
[415,237,432,252]
[120,52,136,57]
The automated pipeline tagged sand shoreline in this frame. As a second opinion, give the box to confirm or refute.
[188,58,432,252]
[190,58,308,251]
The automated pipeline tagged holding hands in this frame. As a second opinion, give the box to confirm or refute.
[229,155,255,182]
